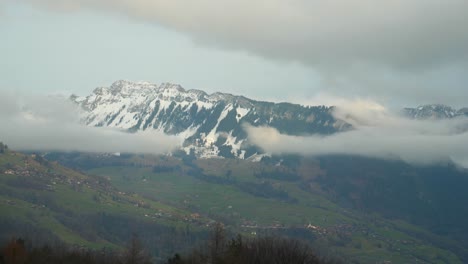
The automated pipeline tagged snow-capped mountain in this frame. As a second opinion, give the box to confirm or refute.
[403,104,468,120]
[72,80,348,159]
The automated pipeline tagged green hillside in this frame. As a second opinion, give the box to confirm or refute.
[0,147,211,260]
[56,152,462,264]
[2,144,466,263]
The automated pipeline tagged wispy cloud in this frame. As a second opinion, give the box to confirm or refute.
[245,100,468,168]
[0,91,182,153]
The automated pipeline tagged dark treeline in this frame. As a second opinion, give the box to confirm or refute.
[152,165,181,174]
[43,152,149,171]
[0,235,150,264]
[166,223,339,264]
[237,182,298,204]
[167,237,337,264]
[1,224,338,264]
[0,215,208,263]
[254,169,300,182]
[187,168,236,185]
[186,167,297,204]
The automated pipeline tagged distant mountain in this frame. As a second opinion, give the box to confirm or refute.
[403,104,468,119]
[73,81,467,158]
[73,80,349,159]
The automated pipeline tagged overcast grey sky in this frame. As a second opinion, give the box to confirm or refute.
[1,1,467,164]
[1,0,468,108]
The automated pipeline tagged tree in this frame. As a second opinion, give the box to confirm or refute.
[209,223,226,264]
[2,238,28,264]
[167,254,183,264]
[0,142,7,154]
[121,234,152,264]
[165,229,330,264]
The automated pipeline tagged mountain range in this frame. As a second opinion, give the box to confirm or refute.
[72,80,348,159]
[403,104,468,119]
[73,80,466,159]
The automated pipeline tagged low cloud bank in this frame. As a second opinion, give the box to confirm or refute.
[245,100,468,168]
[0,92,182,153]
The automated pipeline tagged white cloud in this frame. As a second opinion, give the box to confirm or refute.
[10,0,468,106]
[15,0,468,69]
[0,92,182,153]
[245,99,468,168]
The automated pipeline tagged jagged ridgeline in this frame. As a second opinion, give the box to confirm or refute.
[403,104,468,119]
[72,80,350,159]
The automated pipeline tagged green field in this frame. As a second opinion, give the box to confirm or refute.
[0,151,211,260]
[85,156,463,264]
[1,148,465,263]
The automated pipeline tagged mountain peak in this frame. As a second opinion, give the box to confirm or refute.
[108,80,158,95]
[75,80,341,159]
[404,104,465,119]
[416,104,453,110]
[158,82,185,92]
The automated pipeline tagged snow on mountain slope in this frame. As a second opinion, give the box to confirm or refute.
[73,80,346,159]
[403,104,468,120]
